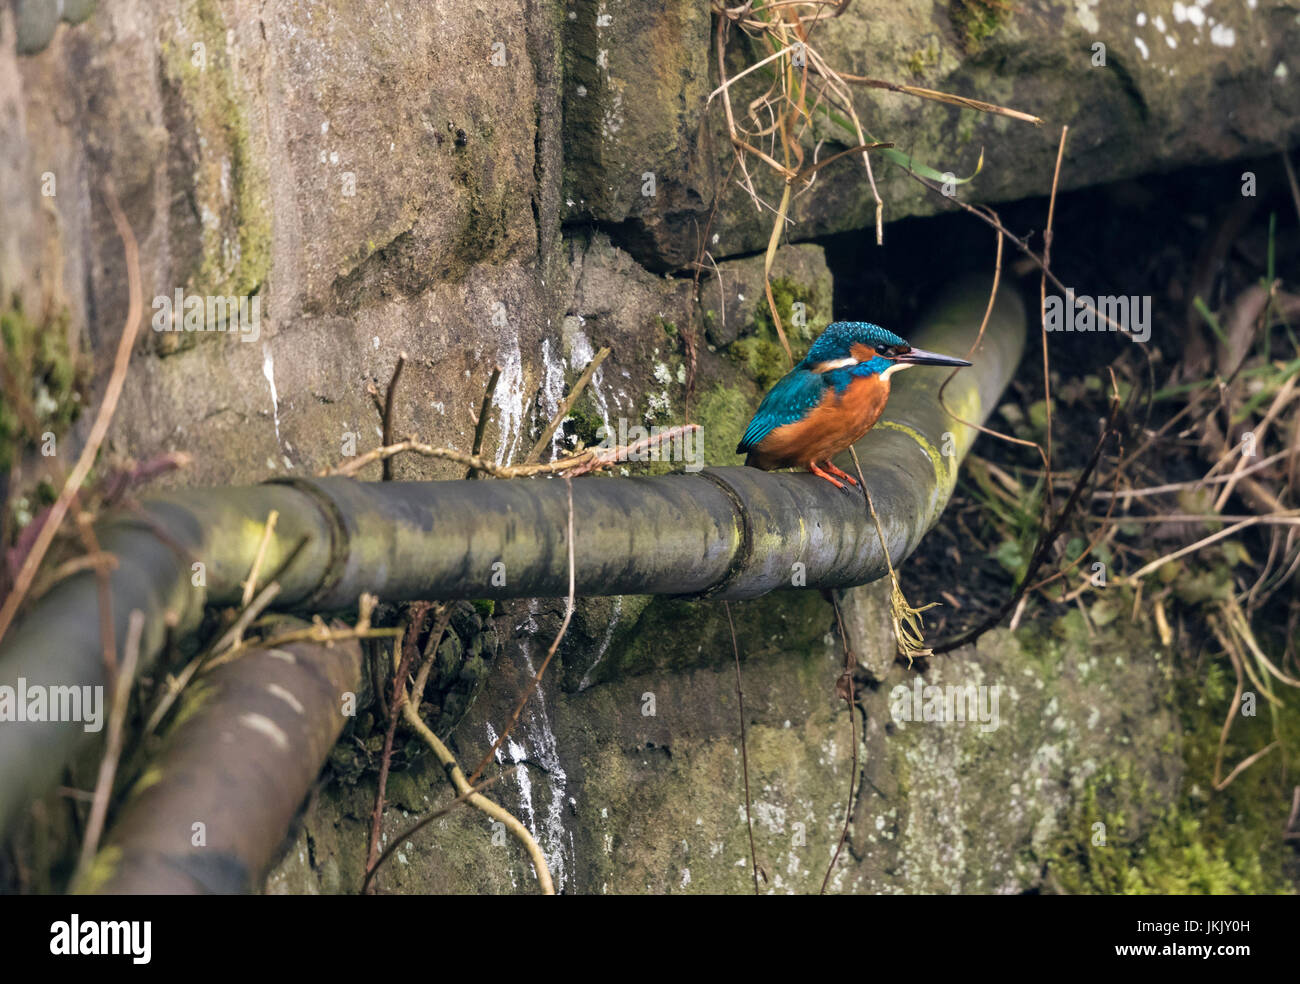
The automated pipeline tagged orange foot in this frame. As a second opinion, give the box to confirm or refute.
[809,460,850,492]
[821,460,859,487]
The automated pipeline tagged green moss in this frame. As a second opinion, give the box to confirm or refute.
[728,335,790,392]
[949,0,1011,51]
[728,276,828,390]
[158,0,270,341]
[694,383,752,469]
[905,39,940,77]
[71,845,124,894]
[0,297,85,470]
[1042,656,1296,894]
[751,276,827,347]
[563,398,608,451]
[1044,776,1285,894]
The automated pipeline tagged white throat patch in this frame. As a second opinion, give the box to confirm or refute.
[880,361,913,381]
[811,357,857,373]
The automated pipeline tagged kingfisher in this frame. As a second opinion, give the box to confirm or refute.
[736,322,972,491]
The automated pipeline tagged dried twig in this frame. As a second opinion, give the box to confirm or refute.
[0,179,144,646]
[400,702,554,894]
[381,353,407,481]
[725,600,761,894]
[241,510,279,608]
[73,506,118,687]
[932,401,1119,653]
[1126,516,1299,584]
[365,601,434,890]
[849,448,936,661]
[822,593,859,894]
[143,581,282,736]
[467,366,502,478]
[1282,149,1300,228]
[1038,126,1068,515]
[74,608,144,883]
[525,347,611,463]
[831,73,1043,125]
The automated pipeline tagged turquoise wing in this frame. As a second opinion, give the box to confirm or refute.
[735,367,827,453]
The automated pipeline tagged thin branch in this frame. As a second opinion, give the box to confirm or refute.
[822,593,859,894]
[400,701,554,894]
[0,179,144,646]
[525,347,611,464]
[1282,149,1300,228]
[74,608,145,883]
[790,141,893,183]
[1127,516,1294,583]
[932,400,1119,653]
[1093,450,1292,500]
[1039,125,1069,515]
[381,353,407,481]
[851,447,936,662]
[143,581,282,735]
[241,510,279,609]
[365,602,433,888]
[831,73,1043,125]
[467,366,502,478]
[725,600,761,895]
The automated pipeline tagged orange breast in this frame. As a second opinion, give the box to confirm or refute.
[747,375,891,469]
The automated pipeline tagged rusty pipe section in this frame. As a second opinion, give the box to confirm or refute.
[0,278,1024,838]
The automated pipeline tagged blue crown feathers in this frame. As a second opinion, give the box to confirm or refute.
[803,321,908,364]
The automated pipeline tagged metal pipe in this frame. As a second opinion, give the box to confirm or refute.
[76,627,362,894]
[0,278,1024,838]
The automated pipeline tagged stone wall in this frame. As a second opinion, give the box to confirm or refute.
[3,0,1293,893]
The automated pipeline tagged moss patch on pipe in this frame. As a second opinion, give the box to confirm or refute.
[73,845,123,894]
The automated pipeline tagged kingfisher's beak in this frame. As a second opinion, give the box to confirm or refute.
[894,347,972,368]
